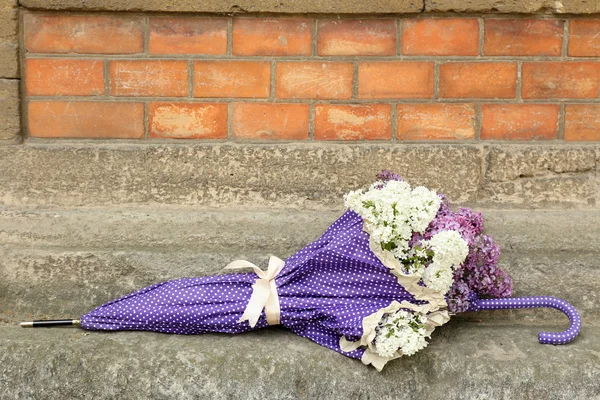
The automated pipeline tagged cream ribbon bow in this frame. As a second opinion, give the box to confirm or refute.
[224,256,285,328]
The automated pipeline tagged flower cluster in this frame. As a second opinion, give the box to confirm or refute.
[374,310,428,357]
[379,175,513,313]
[345,179,468,295]
[347,171,514,357]
[420,195,513,313]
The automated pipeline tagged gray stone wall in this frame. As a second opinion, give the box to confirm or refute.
[0,0,19,144]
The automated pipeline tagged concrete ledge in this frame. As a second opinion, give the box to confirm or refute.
[18,0,424,14]
[0,142,483,209]
[18,0,600,14]
[0,143,598,209]
[1,323,598,399]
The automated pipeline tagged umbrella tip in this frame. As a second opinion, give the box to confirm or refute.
[19,319,81,328]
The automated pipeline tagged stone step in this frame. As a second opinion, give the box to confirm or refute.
[1,207,599,253]
[1,142,598,209]
[1,207,598,324]
[0,322,597,399]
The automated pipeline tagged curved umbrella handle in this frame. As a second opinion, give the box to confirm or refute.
[470,296,581,345]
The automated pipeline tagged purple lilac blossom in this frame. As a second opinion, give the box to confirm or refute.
[426,201,513,312]
[376,170,403,182]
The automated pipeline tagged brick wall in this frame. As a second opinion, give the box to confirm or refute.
[23,13,600,141]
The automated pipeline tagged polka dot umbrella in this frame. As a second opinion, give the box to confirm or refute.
[21,179,581,369]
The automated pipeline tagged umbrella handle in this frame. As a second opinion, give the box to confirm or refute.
[470,296,581,345]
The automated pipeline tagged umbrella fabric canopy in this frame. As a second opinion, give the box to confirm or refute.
[81,210,419,361]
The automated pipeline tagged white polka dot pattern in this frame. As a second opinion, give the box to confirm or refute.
[471,296,581,345]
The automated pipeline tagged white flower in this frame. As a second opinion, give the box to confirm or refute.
[345,180,429,263]
[427,230,469,269]
[408,186,442,233]
[374,310,429,357]
[374,328,402,357]
[422,262,454,294]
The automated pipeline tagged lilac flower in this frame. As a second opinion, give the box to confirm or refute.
[410,178,512,311]
[376,170,403,182]
[449,234,513,311]
[373,171,514,314]
[447,280,472,313]
[436,194,451,217]
[425,207,484,246]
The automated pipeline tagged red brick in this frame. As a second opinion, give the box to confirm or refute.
[231,103,309,140]
[402,19,479,56]
[358,62,434,99]
[569,20,600,57]
[439,62,517,99]
[317,20,396,56]
[26,59,104,96]
[24,14,143,54]
[522,62,600,99]
[314,104,391,140]
[149,102,228,139]
[233,18,311,56]
[194,61,270,98]
[110,60,188,97]
[149,17,227,55]
[484,19,563,56]
[28,101,144,138]
[565,105,600,141]
[396,104,475,140]
[481,104,559,140]
[276,62,353,100]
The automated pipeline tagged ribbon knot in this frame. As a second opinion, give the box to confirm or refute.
[224,256,285,328]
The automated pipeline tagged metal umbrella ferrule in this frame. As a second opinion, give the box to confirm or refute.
[20,319,81,328]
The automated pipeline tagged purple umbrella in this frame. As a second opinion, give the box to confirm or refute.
[21,180,581,370]
[74,210,581,369]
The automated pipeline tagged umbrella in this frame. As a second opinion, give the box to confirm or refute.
[21,175,581,371]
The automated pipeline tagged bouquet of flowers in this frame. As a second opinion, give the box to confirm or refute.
[23,171,580,371]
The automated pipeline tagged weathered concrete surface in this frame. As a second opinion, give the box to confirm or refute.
[18,0,600,13]
[480,146,599,208]
[18,0,423,13]
[1,143,598,209]
[0,323,597,399]
[1,208,598,254]
[0,208,339,252]
[0,79,20,143]
[424,0,600,13]
[0,0,18,79]
[1,208,598,322]
[0,143,482,209]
